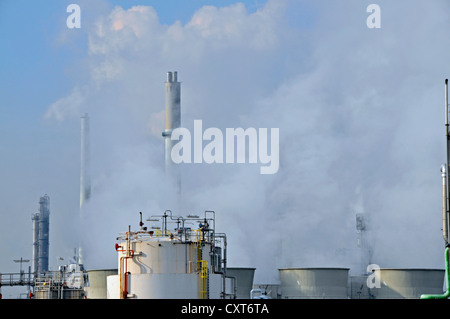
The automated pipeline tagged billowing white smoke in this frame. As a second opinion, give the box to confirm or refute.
[46,0,449,283]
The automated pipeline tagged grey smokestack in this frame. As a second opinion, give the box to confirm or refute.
[80,113,91,208]
[162,72,181,194]
[78,113,91,265]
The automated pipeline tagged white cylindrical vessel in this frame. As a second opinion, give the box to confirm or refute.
[107,214,227,299]
[279,268,350,299]
[118,236,210,274]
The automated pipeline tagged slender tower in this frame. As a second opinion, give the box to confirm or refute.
[80,113,91,208]
[31,213,39,274]
[162,72,181,195]
[31,195,50,275]
[78,113,91,265]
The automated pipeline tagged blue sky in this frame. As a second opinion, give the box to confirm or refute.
[0,0,271,121]
[1,0,450,298]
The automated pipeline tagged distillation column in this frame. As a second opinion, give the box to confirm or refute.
[32,195,50,275]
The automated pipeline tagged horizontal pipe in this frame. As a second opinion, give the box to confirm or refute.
[420,247,450,299]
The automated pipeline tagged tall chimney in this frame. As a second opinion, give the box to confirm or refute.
[162,72,181,194]
[78,113,91,265]
[80,113,91,208]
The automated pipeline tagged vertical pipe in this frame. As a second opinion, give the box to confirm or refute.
[446,79,450,245]
[442,165,448,242]
[422,79,450,299]
[222,234,227,299]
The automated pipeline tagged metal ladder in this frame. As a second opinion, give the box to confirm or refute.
[195,229,209,299]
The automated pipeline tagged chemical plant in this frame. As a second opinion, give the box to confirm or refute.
[0,73,448,300]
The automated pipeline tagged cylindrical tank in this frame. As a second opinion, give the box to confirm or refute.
[372,268,445,299]
[108,232,223,299]
[85,269,117,299]
[119,236,208,274]
[279,268,350,299]
[226,267,255,299]
[108,273,223,299]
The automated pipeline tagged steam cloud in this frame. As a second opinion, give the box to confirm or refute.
[41,0,450,283]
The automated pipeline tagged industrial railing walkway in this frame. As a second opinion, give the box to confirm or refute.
[0,272,34,287]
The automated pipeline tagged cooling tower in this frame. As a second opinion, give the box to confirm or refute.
[372,268,445,299]
[226,267,256,299]
[85,269,117,299]
[279,267,350,299]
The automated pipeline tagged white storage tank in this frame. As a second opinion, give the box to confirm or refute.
[372,268,445,299]
[279,267,350,299]
[106,211,229,299]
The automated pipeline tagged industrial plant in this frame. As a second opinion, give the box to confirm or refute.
[0,73,448,300]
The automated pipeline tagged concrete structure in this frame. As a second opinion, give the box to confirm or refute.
[279,268,350,299]
[373,268,445,299]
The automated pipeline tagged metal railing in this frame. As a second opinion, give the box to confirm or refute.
[0,272,34,287]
